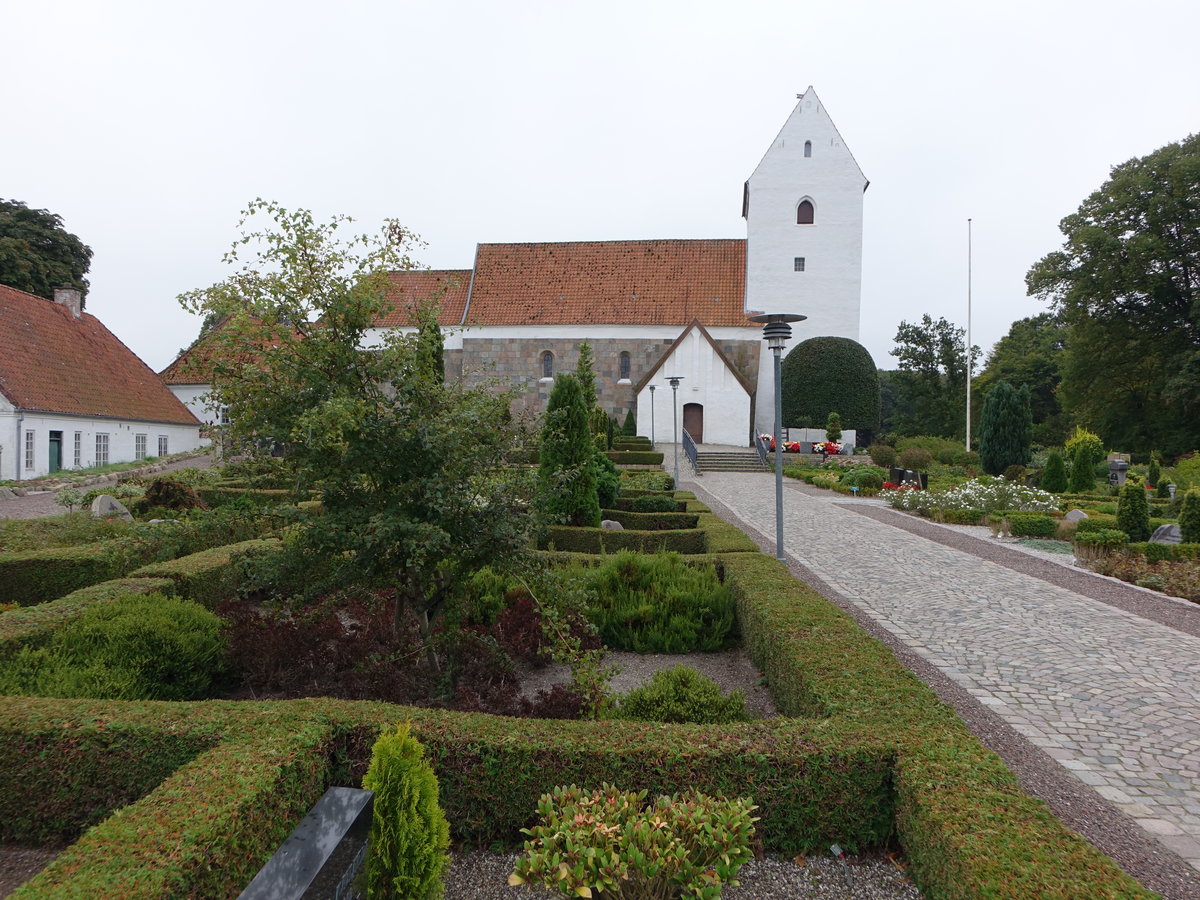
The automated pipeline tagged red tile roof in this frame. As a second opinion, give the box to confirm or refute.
[461,240,755,327]
[0,284,200,425]
[375,269,471,327]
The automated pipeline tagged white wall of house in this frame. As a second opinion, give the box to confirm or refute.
[168,384,220,436]
[0,403,202,481]
[744,87,867,436]
[635,329,751,447]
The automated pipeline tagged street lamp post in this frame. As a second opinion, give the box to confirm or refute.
[749,313,806,561]
[649,384,656,446]
[667,376,683,487]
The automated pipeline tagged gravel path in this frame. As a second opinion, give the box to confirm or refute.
[0,452,216,520]
[688,472,1200,899]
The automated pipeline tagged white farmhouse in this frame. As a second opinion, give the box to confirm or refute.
[0,283,202,481]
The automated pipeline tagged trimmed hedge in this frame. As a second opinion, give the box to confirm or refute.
[195,486,305,507]
[0,543,128,607]
[1125,541,1200,562]
[605,451,665,466]
[598,509,700,531]
[613,438,653,451]
[128,538,281,608]
[0,578,173,654]
[612,497,687,513]
[540,526,707,555]
[937,508,985,525]
[697,514,760,553]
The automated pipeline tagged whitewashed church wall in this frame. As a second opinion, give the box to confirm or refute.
[169,385,220,431]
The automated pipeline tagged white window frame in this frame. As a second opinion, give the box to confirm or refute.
[74,431,82,468]
[158,435,169,457]
[24,430,34,470]
[95,433,110,467]
[135,433,147,460]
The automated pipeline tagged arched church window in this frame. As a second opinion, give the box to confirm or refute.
[804,140,812,158]
[541,351,554,379]
[796,199,814,225]
[618,352,631,381]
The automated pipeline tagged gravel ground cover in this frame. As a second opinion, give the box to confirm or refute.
[688,477,1200,900]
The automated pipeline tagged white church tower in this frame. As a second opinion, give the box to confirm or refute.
[744,87,868,436]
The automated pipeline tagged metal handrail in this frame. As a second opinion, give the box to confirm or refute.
[681,428,698,474]
[754,433,770,468]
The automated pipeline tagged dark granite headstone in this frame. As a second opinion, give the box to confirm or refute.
[239,787,374,900]
[1150,524,1182,545]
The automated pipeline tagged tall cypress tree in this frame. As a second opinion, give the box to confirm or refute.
[1116,478,1151,542]
[1069,444,1096,493]
[978,381,1031,475]
[1042,450,1068,493]
[538,373,600,527]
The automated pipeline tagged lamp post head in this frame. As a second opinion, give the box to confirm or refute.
[648,384,655,393]
[748,313,806,351]
[666,376,683,390]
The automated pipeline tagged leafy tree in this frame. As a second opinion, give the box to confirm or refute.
[1027,133,1200,455]
[1116,478,1151,542]
[978,381,1032,475]
[1042,450,1068,493]
[1069,444,1096,493]
[888,315,980,439]
[538,373,600,527]
[0,199,93,304]
[973,313,1067,445]
[416,316,445,385]
[1065,426,1105,470]
[178,200,530,647]
[781,337,880,434]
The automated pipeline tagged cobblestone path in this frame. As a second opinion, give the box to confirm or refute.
[693,471,1200,875]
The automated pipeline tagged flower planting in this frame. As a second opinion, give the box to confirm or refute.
[884,475,1059,516]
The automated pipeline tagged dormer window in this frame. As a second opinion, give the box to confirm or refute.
[804,140,812,158]
[796,200,814,225]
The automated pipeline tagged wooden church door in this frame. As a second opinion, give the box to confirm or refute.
[682,403,703,444]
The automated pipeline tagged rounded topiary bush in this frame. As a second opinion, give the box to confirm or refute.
[868,443,897,468]
[630,494,681,513]
[609,665,750,724]
[899,447,933,472]
[1042,450,1068,493]
[781,337,880,431]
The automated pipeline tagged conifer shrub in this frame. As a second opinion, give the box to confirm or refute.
[781,336,880,432]
[0,592,227,701]
[1069,444,1096,493]
[608,665,751,725]
[1180,489,1200,544]
[1147,457,1162,490]
[1041,450,1068,493]
[510,784,757,900]
[824,411,843,444]
[362,723,450,900]
[621,409,637,436]
[978,381,1032,475]
[583,551,735,652]
[1116,478,1152,542]
[592,449,621,508]
[538,374,601,528]
[1064,427,1105,471]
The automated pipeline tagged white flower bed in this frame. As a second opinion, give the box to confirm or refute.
[883,476,1059,514]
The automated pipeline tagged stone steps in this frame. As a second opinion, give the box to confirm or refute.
[694,451,767,473]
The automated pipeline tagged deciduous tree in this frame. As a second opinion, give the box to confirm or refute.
[973,313,1067,445]
[887,315,979,439]
[0,199,92,304]
[1027,133,1200,455]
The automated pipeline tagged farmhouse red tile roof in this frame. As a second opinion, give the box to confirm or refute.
[375,269,472,327]
[0,283,200,424]
[461,240,755,327]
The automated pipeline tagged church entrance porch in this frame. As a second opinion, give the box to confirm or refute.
[682,403,704,444]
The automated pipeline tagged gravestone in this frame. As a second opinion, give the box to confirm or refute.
[90,494,133,522]
[1150,524,1182,544]
[1064,509,1089,523]
[601,519,624,531]
[239,787,374,900]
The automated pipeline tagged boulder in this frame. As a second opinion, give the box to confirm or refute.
[1063,509,1089,522]
[90,494,134,522]
[600,519,625,531]
[1150,524,1182,545]
[0,487,16,500]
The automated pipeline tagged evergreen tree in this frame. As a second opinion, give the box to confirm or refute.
[621,409,636,436]
[576,342,597,409]
[1147,457,1161,490]
[1180,490,1200,543]
[1042,450,1068,493]
[538,373,600,527]
[825,411,843,444]
[1116,478,1151,542]
[1069,444,1096,493]
[977,381,1031,475]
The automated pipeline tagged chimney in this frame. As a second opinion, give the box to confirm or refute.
[53,285,82,318]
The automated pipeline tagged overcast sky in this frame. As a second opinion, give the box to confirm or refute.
[5,1,1198,373]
